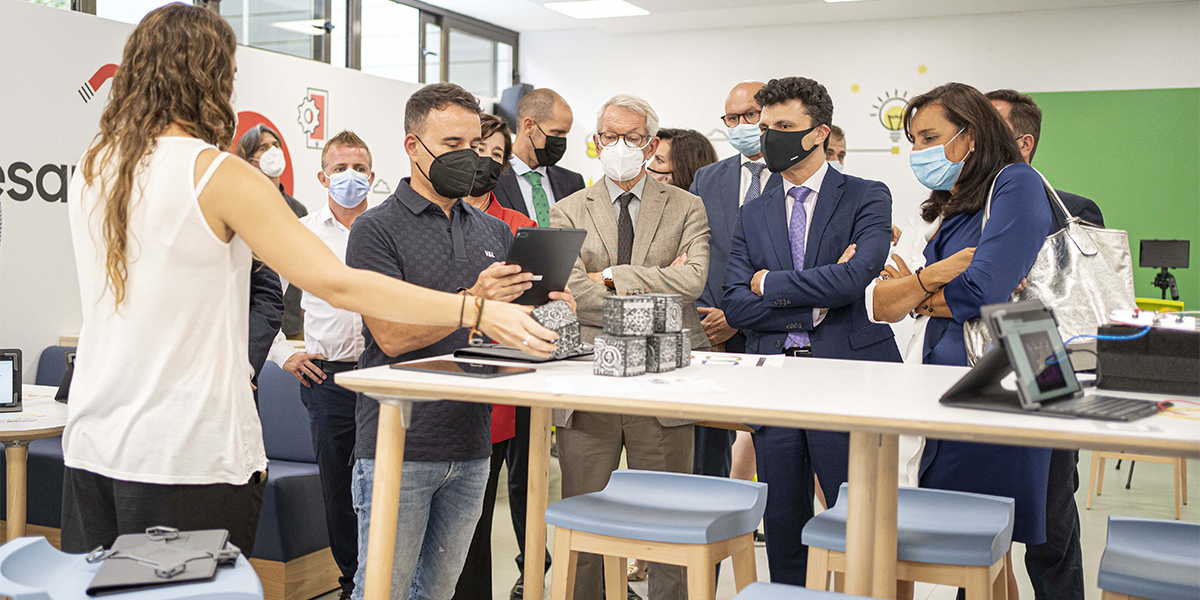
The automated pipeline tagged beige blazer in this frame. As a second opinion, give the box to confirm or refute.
[549,175,711,428]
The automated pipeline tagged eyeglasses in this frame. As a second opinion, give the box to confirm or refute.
[597,132,651,149]
[720,110,761,127]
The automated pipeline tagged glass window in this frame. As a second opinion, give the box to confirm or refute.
[496,41,513,95]
[423,20,441,83]
[95,0,177,24]
[220,0,322,61]
[360,0,420,83]
[448,29,494,99]
[23,0,71,10]
[331,0,347,68]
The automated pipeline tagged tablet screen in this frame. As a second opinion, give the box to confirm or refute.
[1019,330,1068,394]
[0,357,15,406]
[993,308,1081,406]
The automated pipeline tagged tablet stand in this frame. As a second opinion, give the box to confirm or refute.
[939,347,1028,414]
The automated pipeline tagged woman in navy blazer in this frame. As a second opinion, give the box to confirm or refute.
[874,83,1053,598]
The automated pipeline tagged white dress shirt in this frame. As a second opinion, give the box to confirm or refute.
[511,154,558,216]
[268,204,364,364]
[604,174,647,225]
[738,154,769,206]
[764,161,828,326]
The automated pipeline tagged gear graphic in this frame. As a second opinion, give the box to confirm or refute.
[297,96,320,135]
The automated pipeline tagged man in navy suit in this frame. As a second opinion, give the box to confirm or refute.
[724,77,901,586]
[687,81,783,481]
[493,87,587,600]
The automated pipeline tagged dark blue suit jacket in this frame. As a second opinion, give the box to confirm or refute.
[723,167,901,362]
[492,165,585,219]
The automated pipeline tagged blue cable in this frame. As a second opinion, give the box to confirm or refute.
[1062,325,1152,346]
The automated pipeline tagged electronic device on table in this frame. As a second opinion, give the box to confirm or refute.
[454,342,594,363]
[1140,239,1189,301]
[941,300,1160,422]
[389,359,534,379]
[56,349,75,403]
[0,349,21,413]
[505,227,588,305]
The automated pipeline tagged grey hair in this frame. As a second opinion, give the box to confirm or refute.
[596,94,659,138]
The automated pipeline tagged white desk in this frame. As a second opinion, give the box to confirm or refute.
[337,355,1200,600]
[2,386,68,542]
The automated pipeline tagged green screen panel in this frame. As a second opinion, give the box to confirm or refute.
[1028,88,1199,310]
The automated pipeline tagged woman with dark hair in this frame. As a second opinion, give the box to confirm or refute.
[64,3,556,555]
[648,128,718,192]
[868,82,1054,598]
[236,124,307,218]
[465,114,538,234]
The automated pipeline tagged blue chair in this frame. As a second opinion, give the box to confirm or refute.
[545,469,767,600]
[0,536,263,599]
[802,483,1014,599]
[36,346,74,388]
[1097,516,1200,600]
[733,582,866,599]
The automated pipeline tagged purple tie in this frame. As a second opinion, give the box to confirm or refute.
[786,186,811,349]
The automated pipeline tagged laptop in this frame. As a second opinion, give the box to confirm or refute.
[941,300,1160,422]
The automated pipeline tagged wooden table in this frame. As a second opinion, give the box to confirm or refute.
[337,356,1200,600]
[2,386,68,542]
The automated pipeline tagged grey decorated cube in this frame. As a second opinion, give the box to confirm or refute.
[675,330,692,368]
[593,335,647,377]
[532,300,581,359]
[645,293,684,333]
[645,333,678,373]
[602,296,654,336]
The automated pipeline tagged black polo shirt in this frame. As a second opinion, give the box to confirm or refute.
[346,178,513,462]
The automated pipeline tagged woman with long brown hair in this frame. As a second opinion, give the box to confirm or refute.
[63,3,555,554]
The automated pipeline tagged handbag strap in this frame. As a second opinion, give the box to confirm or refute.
[981,164,1074,227]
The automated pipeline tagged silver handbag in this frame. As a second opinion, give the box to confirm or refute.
[963,167,1136,365]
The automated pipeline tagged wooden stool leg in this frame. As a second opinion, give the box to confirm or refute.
[1087,451,1101,509]
[992,556,1008,600]
[805,547,830,591]
[1097,455,1108,496]
[604,556,625,600]
[1100,591,1134,600]
[963,565,992,600]
[1182,458,1189,505]
[730,535,758,592]
[832,572,846,593]
[551,528,578,600]
[1173,458,1183,520]
[686,547,716,600]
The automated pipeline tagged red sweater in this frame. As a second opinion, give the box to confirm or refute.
[482,192,534,444]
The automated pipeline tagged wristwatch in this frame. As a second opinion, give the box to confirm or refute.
[602,267,615,289]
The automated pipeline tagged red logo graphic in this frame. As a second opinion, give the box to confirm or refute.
[235,111,294,196]
[80,64,118,103]
[298,88,328,149]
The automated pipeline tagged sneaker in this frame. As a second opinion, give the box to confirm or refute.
[753,529,766,545]
[510,575,524,600]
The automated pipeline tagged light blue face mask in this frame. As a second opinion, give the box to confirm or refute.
[910,128,970,191]
[727,123,762,156]
[827,160,844,173]
[328,169,370,208]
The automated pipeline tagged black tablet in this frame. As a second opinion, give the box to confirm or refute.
[982,300,1081,408]
[1,349,21,413]
[389,359,534,379]
[505,227,588,305]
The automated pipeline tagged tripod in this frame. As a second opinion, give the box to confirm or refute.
[1153,267,1180,301]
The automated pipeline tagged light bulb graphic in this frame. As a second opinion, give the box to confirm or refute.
[871,90,909,146]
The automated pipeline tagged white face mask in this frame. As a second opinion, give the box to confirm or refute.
[598,141,648,182]
[257,146,286,178]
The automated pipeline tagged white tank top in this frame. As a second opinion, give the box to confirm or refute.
[65,137,268,485]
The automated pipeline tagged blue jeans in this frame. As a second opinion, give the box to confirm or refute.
[351,457,490,600]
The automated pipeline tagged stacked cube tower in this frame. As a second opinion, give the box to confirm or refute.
[595,294,691,377]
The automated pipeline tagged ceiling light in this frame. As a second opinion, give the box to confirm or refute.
[270,19,329,36]
[543,0,649,19]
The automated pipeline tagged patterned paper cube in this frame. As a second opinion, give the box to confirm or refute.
[593,335,647,377]
[674,330,692,368]
[603,296,654,336]
[532,300,581,359]
[646,294,684,333]
[645,334,678,373]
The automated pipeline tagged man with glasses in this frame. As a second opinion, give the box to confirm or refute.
[549,93,711,600]
[493,88,586,226]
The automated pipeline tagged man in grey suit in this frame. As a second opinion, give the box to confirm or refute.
[549,94,711,600]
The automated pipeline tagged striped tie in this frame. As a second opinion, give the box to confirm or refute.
[744,162,765,204]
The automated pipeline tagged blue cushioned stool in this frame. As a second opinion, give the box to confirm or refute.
[732,582,866,599]
[1097,516,1200,600]
[802,483,1014,599]
[545,469,767,600]
[0,536,263,599]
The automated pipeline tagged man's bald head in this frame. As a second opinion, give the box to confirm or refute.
[517,88,569,123]
[725,81,765,116]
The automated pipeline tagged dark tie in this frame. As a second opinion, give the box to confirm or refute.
[616,192,635,265]
[744,162,765,204]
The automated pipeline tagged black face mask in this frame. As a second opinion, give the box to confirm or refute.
[760,125,820,173]
[416,136,479,199]
[533,122,567,167]
[471,157,504,198]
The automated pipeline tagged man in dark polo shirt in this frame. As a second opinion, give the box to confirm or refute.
[345,83,562,600]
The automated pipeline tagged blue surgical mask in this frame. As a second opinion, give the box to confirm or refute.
[328,169,370,208]
[909,128,970,191]
[827,160,844,173]
[727,123,762,156]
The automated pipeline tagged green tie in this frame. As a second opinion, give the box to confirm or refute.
[522,171,551,227]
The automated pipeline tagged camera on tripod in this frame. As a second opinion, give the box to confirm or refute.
[1139,239,1190,301]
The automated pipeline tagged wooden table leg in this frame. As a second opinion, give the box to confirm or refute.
[524,407,552,600]
[845,431,879,597]
[364,402,408,600]
[5,442,28,542]
[872,434,899,599]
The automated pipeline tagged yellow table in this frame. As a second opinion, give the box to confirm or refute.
[2,386,68,542]
[338,356,1199,600]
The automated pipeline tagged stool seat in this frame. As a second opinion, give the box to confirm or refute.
[734,582,866,599]
[802,483,1014,567]
[1098,516,1200,600]
[0,537,264,599]
[545,469,767,545]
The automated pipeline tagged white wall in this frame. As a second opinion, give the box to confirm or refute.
[0,0,418,381]
[519,2,1200,226]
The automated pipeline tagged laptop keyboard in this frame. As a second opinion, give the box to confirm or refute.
[1041,395,1160,421]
